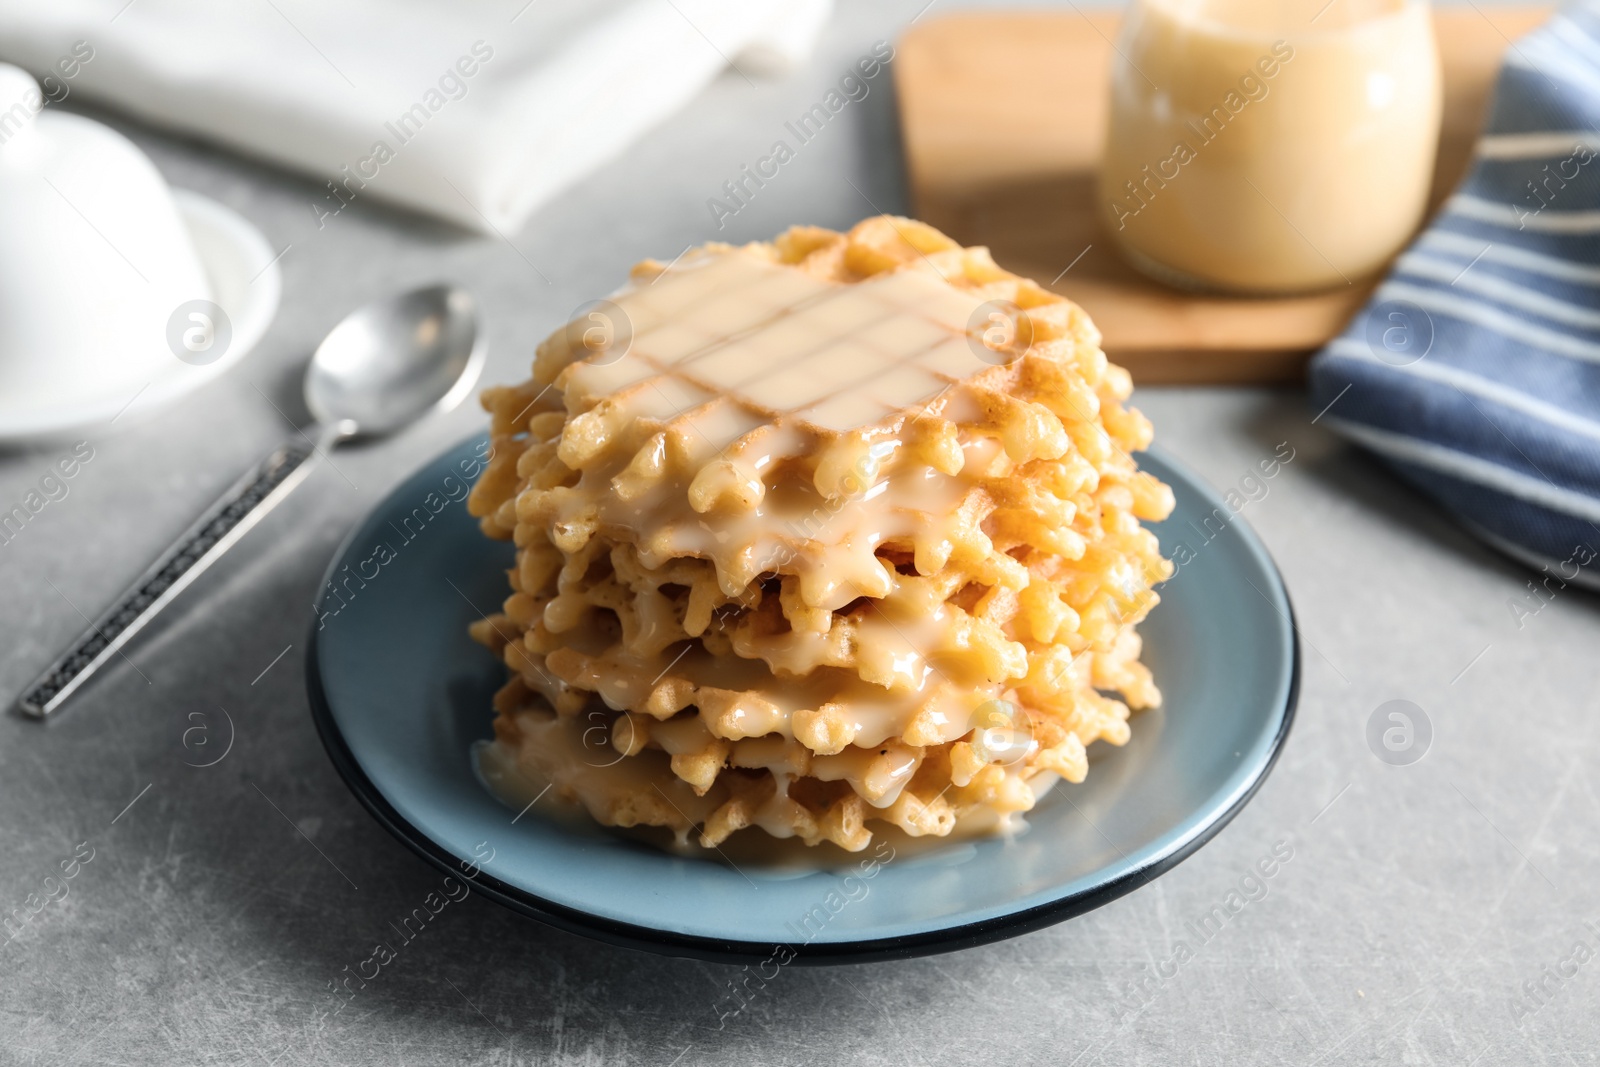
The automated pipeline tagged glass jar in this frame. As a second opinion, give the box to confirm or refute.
[1100,0,1442,294]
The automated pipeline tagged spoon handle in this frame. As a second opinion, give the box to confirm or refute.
[17,434,328,719]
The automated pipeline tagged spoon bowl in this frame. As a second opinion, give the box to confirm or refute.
[306,285,484,440]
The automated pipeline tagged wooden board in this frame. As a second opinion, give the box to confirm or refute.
[895,7,1551,383]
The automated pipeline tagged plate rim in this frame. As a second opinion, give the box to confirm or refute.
[306,438,1301,965]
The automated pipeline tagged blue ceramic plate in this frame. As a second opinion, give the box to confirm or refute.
[308,434,1298,964]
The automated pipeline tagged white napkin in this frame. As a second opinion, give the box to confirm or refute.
[0,0,831,234]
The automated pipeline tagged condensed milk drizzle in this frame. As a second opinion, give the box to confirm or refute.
[539,247,1031,617]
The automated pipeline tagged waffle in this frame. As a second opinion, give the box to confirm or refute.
[468,216,1174,852]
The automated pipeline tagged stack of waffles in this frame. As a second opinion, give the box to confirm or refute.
[467,216,1174,852]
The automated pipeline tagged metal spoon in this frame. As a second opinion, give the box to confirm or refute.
[17,284,485,719]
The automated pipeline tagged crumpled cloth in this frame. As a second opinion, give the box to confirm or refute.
[0,0,830,233]
[1308,0,1600,589]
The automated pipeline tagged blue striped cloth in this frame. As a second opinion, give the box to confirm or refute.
[1307,2,1600,589]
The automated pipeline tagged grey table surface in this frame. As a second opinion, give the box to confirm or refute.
[2,2,1595,1064]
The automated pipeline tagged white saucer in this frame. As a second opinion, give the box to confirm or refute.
[0,189,281,446]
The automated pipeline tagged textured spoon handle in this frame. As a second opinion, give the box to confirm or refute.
[17,436,324,719]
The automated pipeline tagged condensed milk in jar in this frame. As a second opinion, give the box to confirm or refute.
[1100,0,1442,294]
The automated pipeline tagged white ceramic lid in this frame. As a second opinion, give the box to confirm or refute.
[0,63,211,409]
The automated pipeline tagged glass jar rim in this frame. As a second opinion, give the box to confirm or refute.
[1130,0,1431,44]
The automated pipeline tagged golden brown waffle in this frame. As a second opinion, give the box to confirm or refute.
[468,216,1173,852]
